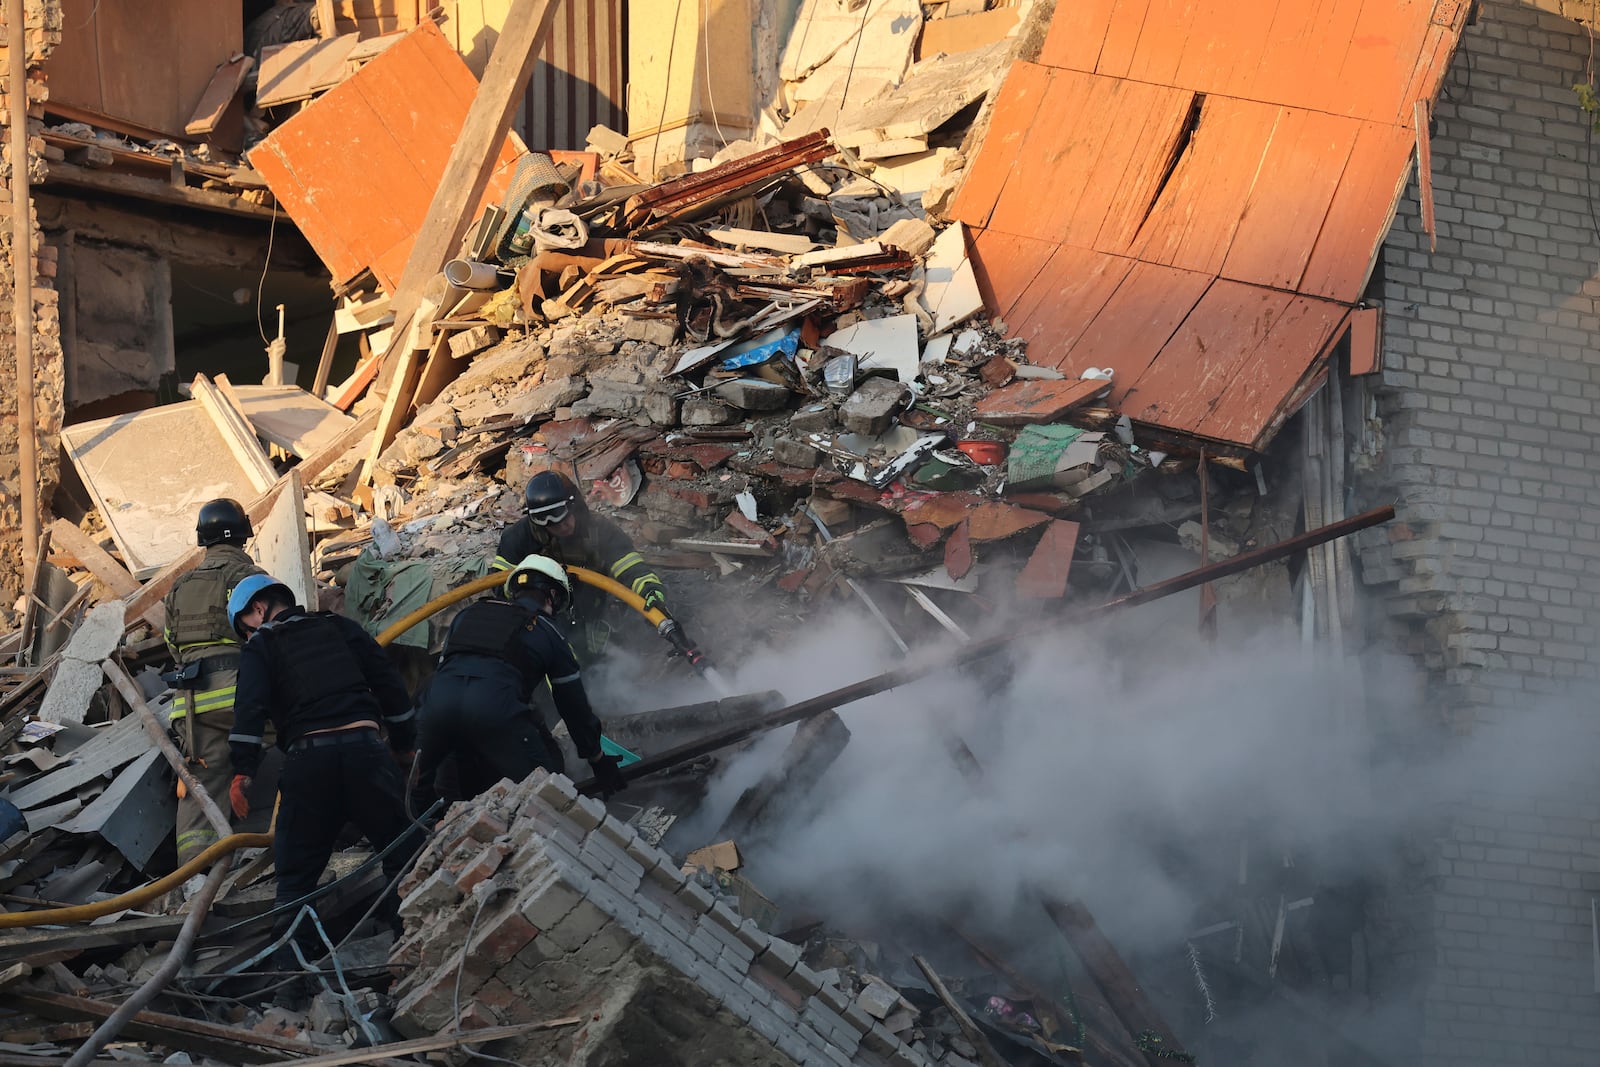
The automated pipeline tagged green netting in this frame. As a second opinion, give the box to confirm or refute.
[1006,424,1084,488]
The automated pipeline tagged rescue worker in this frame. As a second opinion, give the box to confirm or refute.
[162,498,264,865]
[412,555,627,808]
[226,574,421,943]
[493,470,668,661]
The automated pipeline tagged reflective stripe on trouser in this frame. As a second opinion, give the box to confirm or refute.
[171,667,240,865]
[170,683,237,720]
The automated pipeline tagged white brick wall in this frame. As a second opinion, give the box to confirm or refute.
[1366,2,1600,1063]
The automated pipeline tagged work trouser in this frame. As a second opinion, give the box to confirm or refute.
[171,667,240,865]
[274,728,421,949]
[412,668,563,810]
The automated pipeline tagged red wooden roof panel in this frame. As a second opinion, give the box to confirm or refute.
[960,0,1464,451]
[950,61,1053,231]
[1050,259,1213,406]
[1036,0,1117,72]
[1192,297,1350,445]
[1219,108,1360,291]
[1298,120,1416,300]
[1129,96,1280,276]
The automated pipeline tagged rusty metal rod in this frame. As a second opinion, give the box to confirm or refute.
[8,0,40,582]
[576,505,1395,793]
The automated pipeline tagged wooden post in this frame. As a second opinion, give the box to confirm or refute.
[8,0,40,582]
[376,0,560,366]
[102,659,232,842]
[310,317,339,398]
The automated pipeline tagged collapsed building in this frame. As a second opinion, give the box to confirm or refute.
[0,1,1597,1065]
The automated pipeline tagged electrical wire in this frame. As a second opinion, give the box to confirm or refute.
[254,202,279,344]
[837,0,875,114]
[699,0,729,149]
[651,0,687,178]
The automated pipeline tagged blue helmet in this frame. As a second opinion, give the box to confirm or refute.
[227,574,293,636]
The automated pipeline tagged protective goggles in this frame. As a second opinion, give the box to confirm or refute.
[526,500,571,526]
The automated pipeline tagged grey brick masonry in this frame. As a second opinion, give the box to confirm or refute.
[1364,2,1600,1065]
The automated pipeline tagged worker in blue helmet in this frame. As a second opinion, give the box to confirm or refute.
[226,574,421,950]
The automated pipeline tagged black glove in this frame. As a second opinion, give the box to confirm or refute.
[587,753,629,799]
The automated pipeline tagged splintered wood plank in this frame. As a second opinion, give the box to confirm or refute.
[1016,519,1080,600]
[968,229,1059,322]
[1003,245,1136,364]
[1090,83,1196,254]
[1396,19,1469,125]
[1346,305,1383,375]
[1094,0,1156,79]
[1192,295,1348,446]
[1129,96,1280,277]
[1415,100,1436,251]
[1299,120,1415,300]
[1036,0,1117,71]
[1123,0,1205,88]
[1124,280,1294,433]
[989,69,1122,242]
[1220,108,1361,290]
[950,61,1053,231]
[1052,260,1211,408]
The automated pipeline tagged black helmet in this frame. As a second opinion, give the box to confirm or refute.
[196,498,252,547]
[523,471,577,527]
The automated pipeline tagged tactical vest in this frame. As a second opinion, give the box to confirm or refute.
[260,613,370,719]
[167,547,261,653]
[442,600,542,687]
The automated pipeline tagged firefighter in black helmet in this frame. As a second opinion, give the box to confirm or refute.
[493,470,669,662]
[162,498,264,865]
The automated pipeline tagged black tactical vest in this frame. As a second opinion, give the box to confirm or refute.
[442,600,542,687]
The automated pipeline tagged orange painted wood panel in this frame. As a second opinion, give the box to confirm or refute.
[950,62,1054,231]
[1245,0,1364,113]
[1016,519,1081,600]
[1123,0,1205,88]
[1091,84,1196,253]
[1396,22,1466,125]
[969,229,1059,321]
[1170,0,1279,101]
[1004,246,1137,364]
[1192,296,1348,446]
[1129,96,1280,276]
[249,20,520,291]
[1334,0,1433,121]
[1219,108,1361,290]
[1299,121,1415,300]
[1052,260,1212,407]
[1346,306,1383,375]
[1094,0,1156,79]
[1036,0,1118,71]
[1122,281,1292,431]
[987,70,1124,242]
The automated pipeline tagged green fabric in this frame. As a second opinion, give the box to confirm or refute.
[344,550,438,649]
[1007,424,1084,489]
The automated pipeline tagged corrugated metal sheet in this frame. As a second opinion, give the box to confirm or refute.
[956,0,1469,452]
[249,21,525,292]
[520,0,627,152]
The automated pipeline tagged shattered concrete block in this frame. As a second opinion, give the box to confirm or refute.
[773,438,824,467]
[855,980,900,1020]
[839,376,907,436]
[510,374,587,421]
[878,217,937,256]
[308,991,347,1034]
[622,315,679,346]
[516,867,585,932]
[715,378,794,411]
[682,396,741,426]
[530,771,579,813]
[544,897,611,953]
[397,868,462,921]
[790,402,837,432]
[568,793,608,833]
[448,324,502,360]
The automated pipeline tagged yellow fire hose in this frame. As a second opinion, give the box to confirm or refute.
[0,565,687,930]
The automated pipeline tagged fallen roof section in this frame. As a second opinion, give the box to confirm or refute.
[954,0,1470,452]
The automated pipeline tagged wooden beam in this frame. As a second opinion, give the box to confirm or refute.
[46,521,140,601]
[10,991,319,1064]
[41,161,279,221]
[378,0,559,366]
[297,408,378,487]
[363,331,432,484]
[311,317,340,398]
[912,956,1008,1067]
[103,659,233,841]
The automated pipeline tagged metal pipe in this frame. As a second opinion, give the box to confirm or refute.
[8,0,39,578]
[572,505,1398,792]
[63,854,233,1067]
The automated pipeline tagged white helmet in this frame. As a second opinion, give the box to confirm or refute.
[504,554,571,610]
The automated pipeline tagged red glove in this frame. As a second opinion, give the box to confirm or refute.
[229,774,252,820]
